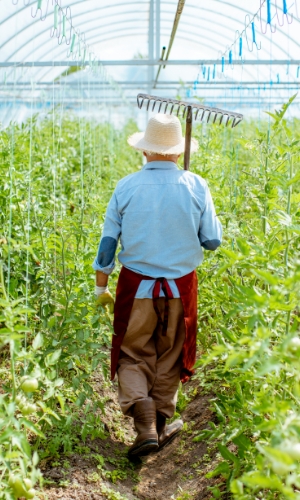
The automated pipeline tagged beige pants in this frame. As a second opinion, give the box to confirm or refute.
[117,298,186,418]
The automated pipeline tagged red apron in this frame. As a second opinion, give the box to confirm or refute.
[111,266,198,383]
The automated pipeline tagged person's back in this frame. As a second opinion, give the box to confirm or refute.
[101,161,221,278]
[93,114,222,458]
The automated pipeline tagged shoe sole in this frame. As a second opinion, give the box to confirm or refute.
[158,429,182,450]
[128,439,159,457]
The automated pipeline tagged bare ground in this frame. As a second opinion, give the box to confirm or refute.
[40,374,224,500]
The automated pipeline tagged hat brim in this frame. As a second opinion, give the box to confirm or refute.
[127,132,198,155]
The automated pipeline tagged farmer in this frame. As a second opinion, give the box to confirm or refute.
[93,114,222,457]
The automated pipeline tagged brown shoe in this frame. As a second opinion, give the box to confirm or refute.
[157,412,183,449]
[128,398,159,457]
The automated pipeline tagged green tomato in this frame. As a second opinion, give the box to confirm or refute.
[8,475,27,496]
[287,444,300,460]
[23,478,33,490]
[21,403,36,416]
[20,378,39,393]
[287,338,300,353]
[25,488,36,499]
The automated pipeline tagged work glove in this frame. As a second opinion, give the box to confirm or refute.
[95,286,114,314]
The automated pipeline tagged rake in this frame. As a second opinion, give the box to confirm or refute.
[137,93,243,170]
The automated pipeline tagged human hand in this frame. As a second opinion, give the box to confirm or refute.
[95,286,114,314]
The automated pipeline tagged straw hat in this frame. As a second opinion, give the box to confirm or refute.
[127,114,198,155]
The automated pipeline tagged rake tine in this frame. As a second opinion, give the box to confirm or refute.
[219,114,224,125]
[164,101,169,113]
[194,108,200,121]
[170,103,175,115]
[213,112,218,124]
[231,117,236,128]
[158,100,163,113]
[139,96,144,109]
[146,99,151,111]
[226,115,230,127]
[233,118,241,127]
[207,111,212,123]
[182,106,188,119]
[152,99,157,111]
[200,109,206,122]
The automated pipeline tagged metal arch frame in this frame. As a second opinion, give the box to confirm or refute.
[14,30,260,85]
[2,2,299,91]
[2,0,300,59]
[3,9,295,84]
[1,0,300,99]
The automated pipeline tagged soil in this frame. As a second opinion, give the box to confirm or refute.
[40,374,224,500]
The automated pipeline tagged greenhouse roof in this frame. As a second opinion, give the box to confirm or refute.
[1,0,300,124]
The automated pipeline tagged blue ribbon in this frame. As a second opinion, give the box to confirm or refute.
[213,64,216,79]
[283,0,288,14]
[229,50,232,64]
[252,22,256,44]
[239,37,242,57]
[221,57,225,72]
[267,0,271,24]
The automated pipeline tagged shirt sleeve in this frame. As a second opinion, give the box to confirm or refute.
[198,183,222,251]
[92,191,121,274]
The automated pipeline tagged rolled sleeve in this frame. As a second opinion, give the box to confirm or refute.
[93,192,121,274]
[199,184,222,251]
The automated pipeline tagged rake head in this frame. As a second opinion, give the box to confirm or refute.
[137,93,243,128]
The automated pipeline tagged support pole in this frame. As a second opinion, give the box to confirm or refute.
[184,106,192,171]
[148,0,154,94]
[156,0,161,60]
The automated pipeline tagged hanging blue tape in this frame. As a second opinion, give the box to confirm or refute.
[286,61,290,75]
[193,80,197,90]
[277,73,280,83]
[267,0,271,24]
[239,37,242,57]
[202,66,206,78]
[283,0,288,14]
[221,56,225,72]
[297,66,300,78]
[252,22,256,44]
[229,50,232,64]
[207,67,210,81]
[213,64,216,79]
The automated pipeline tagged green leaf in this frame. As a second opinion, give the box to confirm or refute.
[206,461,230,478]
[217,444,239,465]
[32,332,44,350]
[45,348,62,366]
[251,269,278,286]
[236,238,250,256]
[240,471,282,490]
[20,418,45,438]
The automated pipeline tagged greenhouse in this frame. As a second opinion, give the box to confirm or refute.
[0,1,300,499]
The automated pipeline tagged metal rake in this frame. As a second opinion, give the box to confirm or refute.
[137,93,243,170]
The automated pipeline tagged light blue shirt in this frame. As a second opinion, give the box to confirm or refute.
[93,161,222,298]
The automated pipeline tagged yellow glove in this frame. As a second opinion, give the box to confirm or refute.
[95,286,114,314]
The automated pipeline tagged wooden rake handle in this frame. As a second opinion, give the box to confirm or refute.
[184,106,192,171]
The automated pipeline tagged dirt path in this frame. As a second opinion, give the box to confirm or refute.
[41,374,222,500]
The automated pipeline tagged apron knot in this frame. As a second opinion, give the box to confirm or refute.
[152,278,174,336]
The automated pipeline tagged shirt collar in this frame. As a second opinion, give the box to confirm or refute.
[143,161,179,171]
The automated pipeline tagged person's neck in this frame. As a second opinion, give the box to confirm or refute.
[145,154,179,164]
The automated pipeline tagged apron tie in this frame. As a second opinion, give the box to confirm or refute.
[152,278,174,336]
